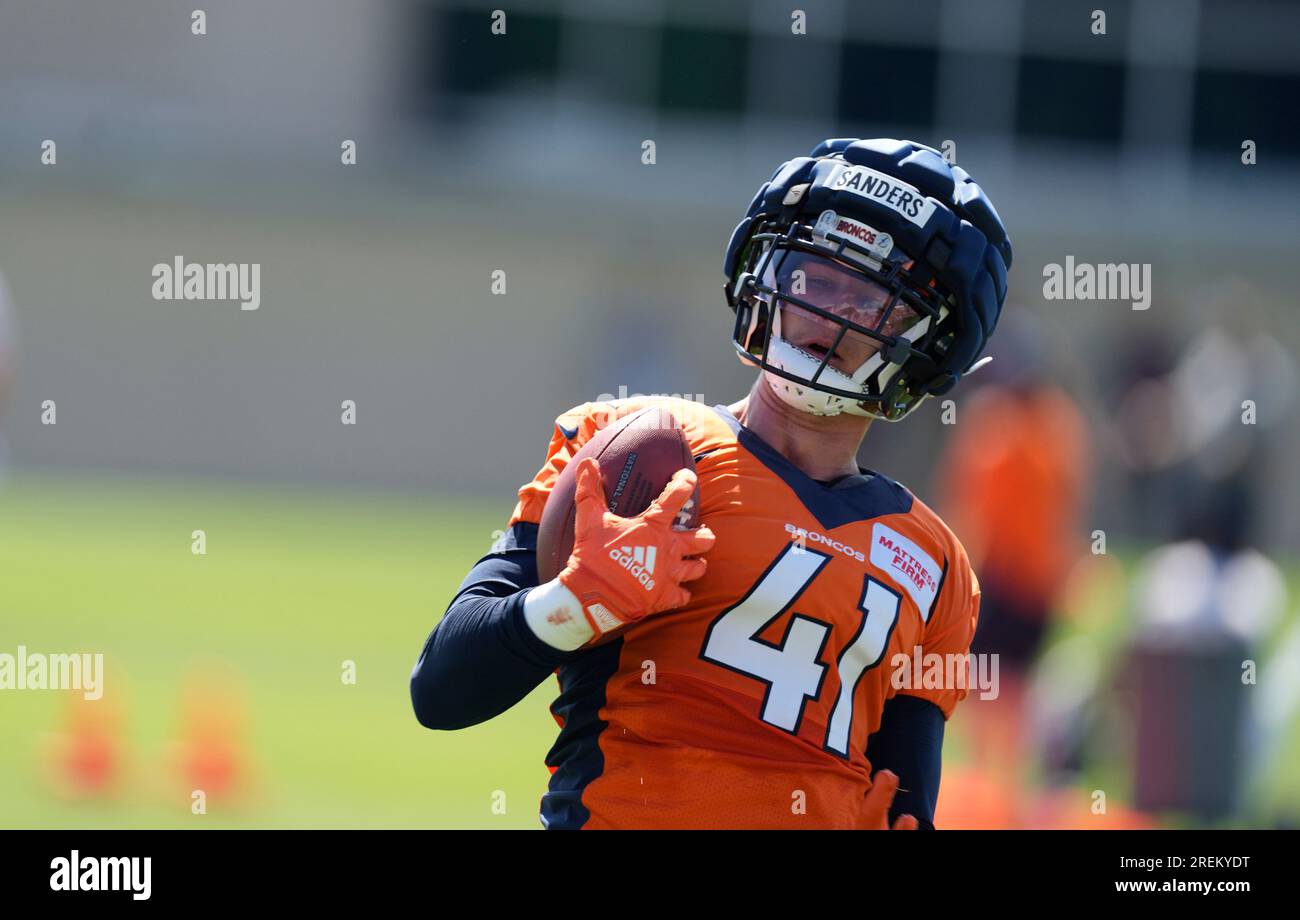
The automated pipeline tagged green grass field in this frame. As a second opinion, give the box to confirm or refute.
[0,473,557,829]
[3,473,1297,829]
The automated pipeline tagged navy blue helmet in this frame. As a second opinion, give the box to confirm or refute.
[724,138,1012,421]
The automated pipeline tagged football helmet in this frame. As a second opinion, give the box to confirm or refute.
[724,138,1013,421]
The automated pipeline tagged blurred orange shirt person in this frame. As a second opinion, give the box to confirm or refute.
[937,383,1088,620]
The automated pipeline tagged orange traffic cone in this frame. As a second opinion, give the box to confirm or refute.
[43,688,126,800]
[172,666,253,808]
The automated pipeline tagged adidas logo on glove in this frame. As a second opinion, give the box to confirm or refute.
[609,545,657,590]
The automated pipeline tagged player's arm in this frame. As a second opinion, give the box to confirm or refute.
[868,538,980,829]
[411,461,715,730]
[410,522,572,730]
[411,407,598,730]
[865,695,945,830]
[411,405,714,730]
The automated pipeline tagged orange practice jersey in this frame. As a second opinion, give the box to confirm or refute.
[508,396,980,829]
[936,384,1088,613]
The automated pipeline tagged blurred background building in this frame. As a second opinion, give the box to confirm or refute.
[0,0,1296,828]
[0,0,1296,532]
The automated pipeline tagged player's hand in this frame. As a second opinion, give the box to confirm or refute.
[862,770,918,830]
[557,457,715,639]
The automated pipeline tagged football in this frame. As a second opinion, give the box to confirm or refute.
[536,405,701,583]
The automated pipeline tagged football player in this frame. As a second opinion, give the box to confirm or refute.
[411,138,1012,829]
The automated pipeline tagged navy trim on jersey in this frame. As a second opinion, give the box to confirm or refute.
[540,639,624,829]
[709,404,913,530]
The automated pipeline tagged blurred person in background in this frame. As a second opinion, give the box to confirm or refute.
[1106,332,1187,543]
[1107,315,1297,546]
[932,315,1091,825]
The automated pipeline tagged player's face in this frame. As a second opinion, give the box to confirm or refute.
[767,251,922,375]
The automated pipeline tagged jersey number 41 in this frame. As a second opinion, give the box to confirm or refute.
[700,543,901,758]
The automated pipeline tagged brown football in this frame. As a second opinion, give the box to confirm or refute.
[536,405,701,583]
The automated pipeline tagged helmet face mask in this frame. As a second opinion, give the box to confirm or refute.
[730,217,953,421]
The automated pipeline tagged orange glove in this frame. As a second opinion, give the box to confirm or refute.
[862,770,918,830]
[557,457,716,639]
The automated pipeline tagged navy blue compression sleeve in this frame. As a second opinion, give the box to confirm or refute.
[865,694,946,830]
[410,522,574,730]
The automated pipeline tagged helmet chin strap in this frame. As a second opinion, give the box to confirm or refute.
[762,306,875,417]
[762,366,872,417]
